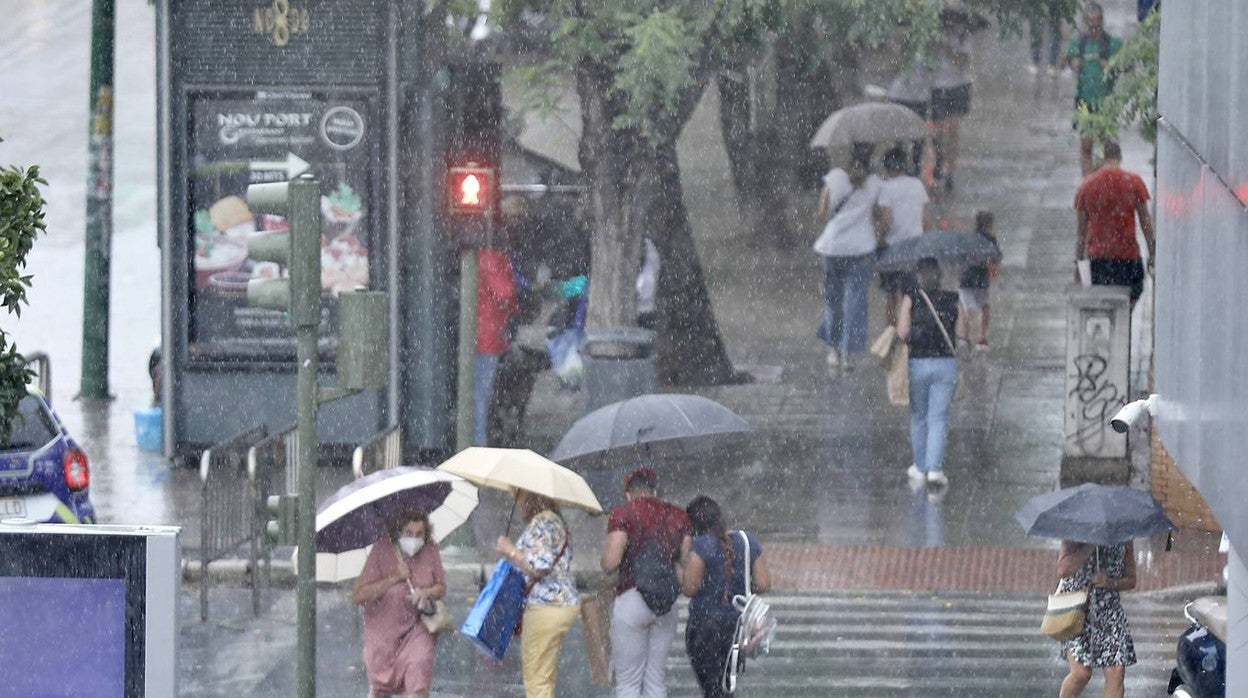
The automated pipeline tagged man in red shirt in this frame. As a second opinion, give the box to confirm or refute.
[473,215,518,445]
[601,468,692,697]
[1074,142,1156,304]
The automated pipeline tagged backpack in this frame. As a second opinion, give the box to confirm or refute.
[630,515,681,616]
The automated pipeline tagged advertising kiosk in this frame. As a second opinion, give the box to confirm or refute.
[0,522,180,697]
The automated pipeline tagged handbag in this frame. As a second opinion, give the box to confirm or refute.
[721,531,777,694]
[870,325,899,366]
[1041,589,1089,641]
[579,589,615,687]
[460,561,527,660]
[886,341,910,406]
[1042,548,1098,641]
[420,599,454,635]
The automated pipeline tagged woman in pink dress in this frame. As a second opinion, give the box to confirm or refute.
[352,510,446,698]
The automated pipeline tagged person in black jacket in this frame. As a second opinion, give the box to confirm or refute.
[897,257,968,488]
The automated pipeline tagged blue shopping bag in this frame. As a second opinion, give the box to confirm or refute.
[460,561,527,660]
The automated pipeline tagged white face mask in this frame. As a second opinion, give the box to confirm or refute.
[398,536,425,557]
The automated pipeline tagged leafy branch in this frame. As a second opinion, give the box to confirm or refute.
[0,141,47,439]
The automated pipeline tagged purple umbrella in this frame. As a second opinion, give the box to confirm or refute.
[311,466,478,582]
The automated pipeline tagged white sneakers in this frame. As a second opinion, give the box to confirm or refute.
[907,465,949,487]
[826,348,841,367]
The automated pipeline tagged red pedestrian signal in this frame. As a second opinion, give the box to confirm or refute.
[447,165,496,215]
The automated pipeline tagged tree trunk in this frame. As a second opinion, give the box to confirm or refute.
[718,29,847,246]
[650,142,740,386]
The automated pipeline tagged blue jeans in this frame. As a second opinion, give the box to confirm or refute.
[908,357,958,474]
[820,253,875,356]
[474,353,501,445]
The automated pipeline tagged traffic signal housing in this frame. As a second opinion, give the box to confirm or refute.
[447,164,496,216]
[244,176,322,327]
[265,493,299,546]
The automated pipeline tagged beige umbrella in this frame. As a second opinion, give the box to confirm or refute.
[809,102,928,149]
[437,447,603,514]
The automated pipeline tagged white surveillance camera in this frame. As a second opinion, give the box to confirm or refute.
[1109,394,1158,434]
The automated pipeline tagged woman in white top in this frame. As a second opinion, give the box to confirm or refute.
[814,152,884,369]
[878,146,932,325]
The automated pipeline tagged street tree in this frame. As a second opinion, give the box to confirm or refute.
[496,1,771,385]
[0,139,47,438]
[718,0,1079,244]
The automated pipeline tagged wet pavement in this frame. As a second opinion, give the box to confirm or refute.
[0,0,1226,695]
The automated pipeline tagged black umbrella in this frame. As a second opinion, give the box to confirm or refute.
[874,229,1002,273]
[1015,483,1176,546]
[550,393,752,470]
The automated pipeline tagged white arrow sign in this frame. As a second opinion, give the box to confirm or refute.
[249,152,310,178]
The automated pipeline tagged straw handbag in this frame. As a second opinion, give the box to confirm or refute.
[1041,589,1088,640]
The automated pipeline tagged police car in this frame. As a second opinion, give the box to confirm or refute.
[0,391,96,524]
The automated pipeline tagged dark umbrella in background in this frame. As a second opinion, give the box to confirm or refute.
[1015,483,1176,546]
[551,393,753,512]
[874,228,1003,273]
[551,393,753,469]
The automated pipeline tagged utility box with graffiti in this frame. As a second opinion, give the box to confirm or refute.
[1063,285,1132,469]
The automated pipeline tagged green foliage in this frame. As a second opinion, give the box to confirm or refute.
[0,144,46,439]
[1075,8,1160,143]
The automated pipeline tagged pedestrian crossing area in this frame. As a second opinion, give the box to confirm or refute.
[662,591,1189,697]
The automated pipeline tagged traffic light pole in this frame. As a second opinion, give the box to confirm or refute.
[79,0,115,400]
[455,247,478,452]
[287,175,321,698]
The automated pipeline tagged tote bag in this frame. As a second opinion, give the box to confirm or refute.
[1041,589,1088,641]
[460,561,527,660]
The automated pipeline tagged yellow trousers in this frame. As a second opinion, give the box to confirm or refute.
[520,603,581,698]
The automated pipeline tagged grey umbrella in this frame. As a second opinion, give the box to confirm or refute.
[809,102,928,149]
[874,229,1003,272]
[1015,483,1176,546]
[550,393,752,470]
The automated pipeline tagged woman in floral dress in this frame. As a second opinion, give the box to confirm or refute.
[1055,540,1137,698]
[495,490,579,698]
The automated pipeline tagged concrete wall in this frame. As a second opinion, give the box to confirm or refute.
[1154,0,1248,557]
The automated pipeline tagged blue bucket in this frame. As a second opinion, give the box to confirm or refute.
[134,407,162,453]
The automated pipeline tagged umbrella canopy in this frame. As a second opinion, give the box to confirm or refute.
[1015,483,1176,546]
[874,229,1003,272]
[311,466,478,582]
[809,102,928,149]
[437,447,603,514]
[550,393,752,469]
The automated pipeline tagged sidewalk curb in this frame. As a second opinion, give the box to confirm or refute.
[182,553,619,592]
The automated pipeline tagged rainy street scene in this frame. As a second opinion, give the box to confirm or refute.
[2,0,1247,696]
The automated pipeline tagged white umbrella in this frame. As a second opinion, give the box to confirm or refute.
[437,447,603,514]
[308,466,478,582]
[809,102,928,149]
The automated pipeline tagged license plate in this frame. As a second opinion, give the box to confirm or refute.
[0,498,25,518]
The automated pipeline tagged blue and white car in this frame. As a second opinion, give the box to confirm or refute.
[0,391,95,524]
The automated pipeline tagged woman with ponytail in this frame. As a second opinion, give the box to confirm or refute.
[682,496,771,697]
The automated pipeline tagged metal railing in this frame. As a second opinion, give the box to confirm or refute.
[351,425,401,478]
[246,425,297,615]
[198,425,266,621]
[23,352,51,399]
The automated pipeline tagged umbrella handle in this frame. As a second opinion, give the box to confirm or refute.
[505,497,517,539]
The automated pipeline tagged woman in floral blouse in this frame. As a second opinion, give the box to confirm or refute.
[495,489,579,698]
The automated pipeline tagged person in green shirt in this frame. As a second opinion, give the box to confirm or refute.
[1063,2,1122,175]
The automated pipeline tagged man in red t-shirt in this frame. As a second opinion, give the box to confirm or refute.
[473,217,518,445]
[601,468,692,697]
[1074,141,1156,304]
